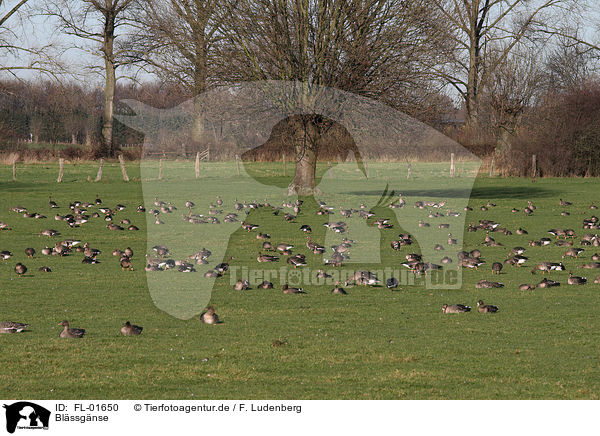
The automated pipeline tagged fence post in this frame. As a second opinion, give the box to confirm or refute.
[236,154,240,176]
[12,158,16,181]
[159,158,163,180]
[57,158,64,183]
[283,154,286,177]
[489,157,494,177]
[328,161,333,179]
[365,160,369,178]
[95,158,104,182]
[195,152,200,178]
[532,154,537,182]
[118,154,129,182]
[450,153,455,177]
[207,144,210,162]
[407,163,412,179]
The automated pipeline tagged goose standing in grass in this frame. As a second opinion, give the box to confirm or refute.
[1,251,13,260]
[477,300,499,313]
[25,247,35,258]
[447,233,457,245]
[120,257,134,271]
[0,321,29,333]
[442,304,471,313]
[15,263,27,277]
[491,262,503,275]
[386,277,399,290]
[58,320,86,338]
[200,306,220,324]
[121,321,143,336]
[562,248,584,259]
[234,280,250,290]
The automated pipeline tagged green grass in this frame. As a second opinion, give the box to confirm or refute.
[0,160,599,399]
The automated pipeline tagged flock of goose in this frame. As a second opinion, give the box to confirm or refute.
[1,189,599,334]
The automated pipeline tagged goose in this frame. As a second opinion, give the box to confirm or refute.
[460,258,485,269]
[562,248,584,259]
[39,229,60,237]
[262,241,274,251]
[548,229,565,239]
[1,250,13,260]
[326,252,344,267]
[594,276,600,284]
[386,277,399,290]
[257,281,274,289]
[418,220,430,228]
[581,262,600,269]
[215,257,233,273]
[491,262,503,275]
[559,198,572,206]
[537,278,560,288]
[38,266,51,272]
[306,237,325,254]
[58,320,86,338]
[434,244,444,251]
[438,223,450,229]
[0,222,11,230]
[203,270,221,278]
[592,253,600,261]
[567,272,587,285]
[276,243,294,252]
[524,207,533,216]
[441,256,453,264]
[15,263,27,277]
[561,211,570,216]
[241,221,259,232]
[331,282,347,295]
[41,247,52,256]
[256,233,270,240]
[257,252,279,263]
[282,284,306,294]
[447,233,457,245]
[120,257,134,271]
[9,206,27,213]
[477,300,499,313]
[476,279,503,288]
[531,262,564,274]
[505,255,528,267]
[107,223,124,231]
[152,245,170,257]
[442,304,471,313]
[234,279,250,290]
[516,227,528,235]
[511,208,519,213]
[84,243,101,258]
[200,306,221,324]
[316,269,332,279]
[519,284,535,291]
[287,255,307,268]
[0,321,29,333]
[591,204,598,210]
[300,225,312,233]
[121,321,143,336]
[554,239,573,247]
[24,247,35,258]
[82,257,100,264]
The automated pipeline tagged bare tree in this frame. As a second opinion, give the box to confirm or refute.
[45,0,135,155]
[219,0,448,194]
[1,0,63,78]
[429,0,575,128]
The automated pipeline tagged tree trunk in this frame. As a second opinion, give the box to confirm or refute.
[71,133,77,144]
[102,22,116,157]
[287,115,321,196]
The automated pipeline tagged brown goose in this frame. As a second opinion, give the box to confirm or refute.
[24,247,35,258]
[15,263,27,277]
[120,257,134,271]
[282,284,306,294]
[537,278,560,288]
[257,281,273,289]
[121,321,143,336]
[200,306,221,324]
[331,282,347,295]
[491,262,503,275]
[519,284,535,291]
[567,272,587,285]
[477,300,499,313]
[0,321,29,333]
[442,304,471,313]
[257,252,279,262]
[476,279,503,288]
[58,320,86,338]
[233,279,250,290]
[562,248,584,259]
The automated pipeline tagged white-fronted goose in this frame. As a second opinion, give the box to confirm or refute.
[331,282,347,294]
[121,321,143,335]
[282,284,306,294]
[15,263,27,277]
[537,278,560,288]
[563,248,584,259]
[257,252,279,262]
[442,304,471,313]
[59,320,86,338]
[476,279,503,288]
[257,281,273,289]
[477,300,499,313]
[0,321,29,333]
[234,280,250,290]
[567,272,587,285]
[519,284,535,291]
[491,262,503,274]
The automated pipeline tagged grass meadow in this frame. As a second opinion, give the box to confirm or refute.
[0,160,598,399]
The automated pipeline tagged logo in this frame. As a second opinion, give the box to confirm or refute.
[3,402,50,433]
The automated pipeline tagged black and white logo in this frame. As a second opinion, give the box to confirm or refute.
[3,402,50,433]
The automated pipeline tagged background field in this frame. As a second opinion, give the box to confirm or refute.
[0,161,598,399]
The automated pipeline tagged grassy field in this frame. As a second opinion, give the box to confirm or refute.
[0,160,599,399]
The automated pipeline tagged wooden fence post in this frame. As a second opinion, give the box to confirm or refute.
[118,154,129,182]
[489,157,494,177]
[57,158,64,183]
[158,158,163,180]
[532,154,537,182]
[12,158,16,181]
[195,152,200,178]
[207,144,210,162]
[407,163,412,179]
[283,154,286,177]
[95,158,104,182]
[236,154,240,175]
[450,152,455,177]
